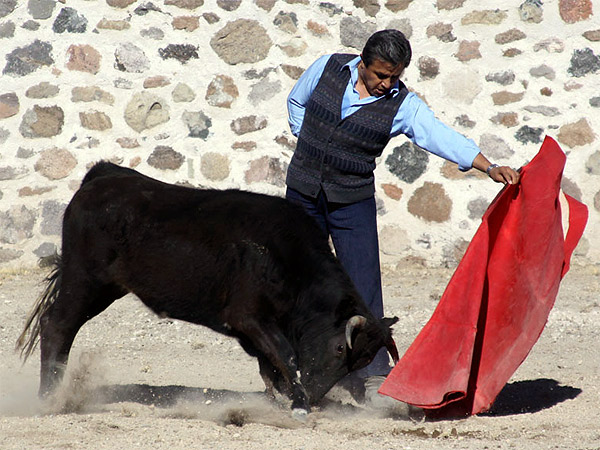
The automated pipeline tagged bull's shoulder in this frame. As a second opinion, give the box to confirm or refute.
[81,161,144,186]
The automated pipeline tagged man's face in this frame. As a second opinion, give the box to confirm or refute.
[358,57,405,97]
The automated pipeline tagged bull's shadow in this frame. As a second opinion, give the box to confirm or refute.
[482,378,581,416]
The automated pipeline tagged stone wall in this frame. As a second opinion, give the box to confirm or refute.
[0,0,598,271]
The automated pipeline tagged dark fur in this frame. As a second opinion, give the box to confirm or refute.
[17,161,398,412]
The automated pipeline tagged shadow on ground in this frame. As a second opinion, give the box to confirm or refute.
[483,378,581,416]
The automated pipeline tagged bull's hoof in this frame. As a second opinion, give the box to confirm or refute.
[291,408,308,421]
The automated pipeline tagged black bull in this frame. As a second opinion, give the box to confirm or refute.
[17,161,399,414]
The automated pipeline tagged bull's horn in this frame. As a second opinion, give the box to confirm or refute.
[386,336,400,364]
[345,315,367,349]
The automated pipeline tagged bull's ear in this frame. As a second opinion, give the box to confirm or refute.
[382,316,399,328]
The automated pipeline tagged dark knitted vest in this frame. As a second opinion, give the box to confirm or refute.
[286,53,409,203]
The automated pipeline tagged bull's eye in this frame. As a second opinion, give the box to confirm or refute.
[336,344,344,354]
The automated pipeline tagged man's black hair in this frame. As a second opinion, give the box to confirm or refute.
[361,29,412,69]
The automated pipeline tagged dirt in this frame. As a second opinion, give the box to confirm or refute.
[1,263,599,450]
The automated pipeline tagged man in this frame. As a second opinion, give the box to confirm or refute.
[285,30,520,407]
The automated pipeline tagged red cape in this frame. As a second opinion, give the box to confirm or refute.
[379,136,588,416]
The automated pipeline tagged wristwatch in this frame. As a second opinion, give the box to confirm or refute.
[486,164,500,176]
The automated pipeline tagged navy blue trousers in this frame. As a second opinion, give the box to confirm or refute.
[285,187,391,377]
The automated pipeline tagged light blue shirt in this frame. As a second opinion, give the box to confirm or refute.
[287,55,481,171]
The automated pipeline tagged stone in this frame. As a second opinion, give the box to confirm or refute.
[256,0,276,11]
[71,86,114,104]
[524,105,560,116]
[147,146,185,170]
[379,225,410,256]
[440,161,487,180]
[164,0,204,8]
[3,40,53,76]
[20,105,64,138]
[158,44,199,63]
[426,22,456,42]
[479,133,515,159]
[0,92,19,119]
[590,96,600,107]
[0,205,37,244]
[455,114,476,128]
[381,183,403,200]
[503,48,523,57]
[561,177,583,201]
[307,20,329,37]
[0,248,23,263]
[340,16,377,50]
[595,191,600,212]
[244,156,286,187]
[442,70,482,104]
[34,242,58,258]
[107,0,138,7]
[124,92,170,132]
[407,182,452,223]
[115,42,150,72]
[354,0,380,17]
[116,137,140,148]
[205,75,238,108]
[203,12,220,24]
[18,186,54,196]
[533,37,565,53]
[514,125,544,144]
[559,0,593,23]
[0,0,17,18]
[96,18,131,30]
[530,64,556,80]
[568,48,600,77]
[437,0,465,10]
[385,142,429,183]
[442,238,469,268]
[201,152,230,181]
[461,10,508,25]
[141,27,164,39]
[172,15,200,31]
[418,56,440,79]
[182,110,212,139]
[210,20,272,65]
[22,20,40,31]
[217,0,241,10]
[585,151,600,175]
[557,118,595,148]
[0,165,28,181]
[249,78,282,105]
[66,44,101,74]
[0,127,8,144]
[386,18,412,40]
[41,201,66,236]
[519,0,544,23]
[34,148,77,180]
[17,147,34,158]
[495,28,526,44]
[540,87,553,96]
[172,83,196,102]
[273,11,298,34]
[26,82,59,98]
[80,111,112,131]
[492,90,525,105]
[144,76,171,88]
[490,112,519,128]
[230,115,268,135]
[278,37,307,57]
[274,134,296,150]
[0,21,15,38]
[232,141,256,152]
[133,2,162,15]
[385,0,413,12]
[485,70,515,85]
[53,7,88,33]
[281,64,304,80]
[455,40,481,61]
[467,196,489,220]
[583,29,600,41]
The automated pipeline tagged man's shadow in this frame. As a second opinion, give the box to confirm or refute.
[482,378,581,416]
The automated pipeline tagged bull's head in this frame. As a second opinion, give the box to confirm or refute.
[297,314,399,405]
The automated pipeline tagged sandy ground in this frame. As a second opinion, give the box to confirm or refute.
[0,262,599,450]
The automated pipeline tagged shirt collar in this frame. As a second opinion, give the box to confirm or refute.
[343,55,400,98]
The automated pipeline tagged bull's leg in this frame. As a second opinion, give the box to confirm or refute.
[232,319,310,414]
[39,280,126,397]
[257,356,289,400]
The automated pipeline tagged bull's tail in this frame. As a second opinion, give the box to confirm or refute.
[16,253,62,362]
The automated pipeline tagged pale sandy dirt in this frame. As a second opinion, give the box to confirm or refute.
[0,263,599,450]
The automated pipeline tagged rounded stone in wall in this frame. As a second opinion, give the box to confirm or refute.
[407,182,452,223]
[34,148,77,180]
[19,105,64,138]
[210,19,272,65]
[585,150,600,175]
[379,225,410,256]
[201,152,230,181]
[593,190,600,212]
[124,92,170,132]
[442,70,482,104]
